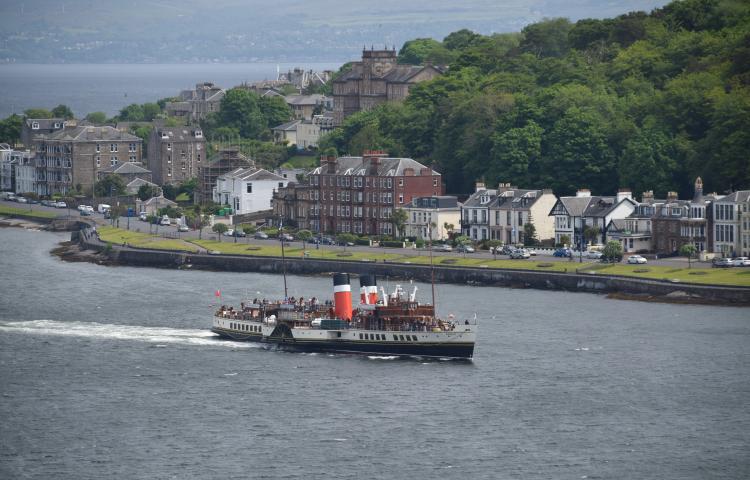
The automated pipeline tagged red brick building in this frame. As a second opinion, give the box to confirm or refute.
[277,151,443,235]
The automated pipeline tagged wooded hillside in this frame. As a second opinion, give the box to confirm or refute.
[321,0,750,198]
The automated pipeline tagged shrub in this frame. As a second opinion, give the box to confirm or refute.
[355,238,371,246]
[381,240,404,248]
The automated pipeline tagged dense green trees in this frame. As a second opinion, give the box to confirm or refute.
[322,0,750,197]
[201,88,292,142]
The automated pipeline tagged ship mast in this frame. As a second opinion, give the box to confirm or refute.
[429,224,436,313]
[279,218,288,299]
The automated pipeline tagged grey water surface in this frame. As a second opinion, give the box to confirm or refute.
[0,228,748,479]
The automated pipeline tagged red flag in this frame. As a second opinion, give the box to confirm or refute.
[215,290,221,297]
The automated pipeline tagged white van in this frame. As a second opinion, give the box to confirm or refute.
[97,204,111,214]
[160,215,171,226]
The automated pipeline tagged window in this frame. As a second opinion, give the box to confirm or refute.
[398,194,403,204]
[279,182,284,188]
[387,178,393,188]
[181,161,186,170]
[95,156,101,168]
[110,144,118,152]
[31,122,39,130]
[167,167,172,177]
[167,143,172,151]
[129,143,137,152]
[246,183,252,193]
[129,155,136,162]
[95,143,101,153]
[433,178,438,187]
[399,178,404,187]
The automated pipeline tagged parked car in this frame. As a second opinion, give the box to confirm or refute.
[178,224,190,232]
[433,243,453,252]
[526,248,538,256]
[40,199,53,206]
[233,229,246,237]
[160,215,171,226]
[139,212,148,221]
[103,210,111,219]
[54,201,67,208]
[280,233,294,242]
[254,231,269,239]
[510,249,531,259]
[553,248,572,258]
[627,255,648,264]
[456,244,475,253]
[223,229,235,236]
[712,257,733,268]
[80,208,92,216]
[585,250,603,259]
[97,204,111,214]
[731,256,750,267]
[16,196,27,203]
[320,236,335,245]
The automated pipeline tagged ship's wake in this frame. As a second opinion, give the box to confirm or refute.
[0,319,257,349]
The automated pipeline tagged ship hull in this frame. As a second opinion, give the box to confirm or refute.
[267,339,474,359]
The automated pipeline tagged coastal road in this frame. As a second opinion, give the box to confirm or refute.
[2,199,712,269]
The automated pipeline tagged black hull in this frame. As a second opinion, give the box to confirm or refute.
[211,328,474,359]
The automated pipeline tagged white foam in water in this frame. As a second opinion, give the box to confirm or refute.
[367,355,398,360]
[0,319,258,349]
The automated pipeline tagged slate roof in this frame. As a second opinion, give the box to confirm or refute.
[42,126,141,142]
[551,195,635,218]
[492,189,543,210]
[716,190,750,203]
[272,120,302,131]
[26,118,65,129]
[406,196,459,209]
[99,162,151,175]
[462,189,498,208]
[309,156,439,177]
[154,127,203,142]
[285,94,327,106]
[220,167,286,182]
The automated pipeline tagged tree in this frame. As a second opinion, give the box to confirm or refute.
[443,222,455,240]
[142,103,161,122]
[162,184,177,200]
[137,184,160,201]
[259,95,293,128]
[217,88,265,139]
[490,121,543,188]
[0,114,23,144]
[95,174,126,197]
[391,208,408,239]
[520,18,573,58]
[443,29,481,50]
[523,223,538,246]
[212,222,228,241]
[679,243,697,268]
[297,229,313,247]
[118,104,144,121]
[177,177,198,202]
[602,240,623,263]
[398,38,455,65]
[583,225,601,246]
[51,104,75,120]
[85,112,108,124]
[24,108,53,118]
[559,234,571,247]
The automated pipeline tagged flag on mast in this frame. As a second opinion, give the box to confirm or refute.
[215,289,221,298]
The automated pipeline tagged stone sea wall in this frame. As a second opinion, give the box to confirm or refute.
[77,230,750,305]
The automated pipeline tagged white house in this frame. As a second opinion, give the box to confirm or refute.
[549,189,636,249]
[403,196,461,240]
[461,182,495,241]
[712,190,750,257]
[213,167,288,215]
[488,184,558,244]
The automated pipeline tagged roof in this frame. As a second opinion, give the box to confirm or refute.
[551,195,635,218]
[406,196,459,209]
[99,162,151,175]
[492,189,544,210]
[154,127,204,142]
[126,177,158,188]
[715,190,750,203]
[26,118,65,129]
[219,167,286,182]
[285,94,327,106]
[309,156,439,177]
[140,195,176,207]
[272,120,301,132]
[42,126,141,142]
[463,189,498,208]
[336,64,441,83]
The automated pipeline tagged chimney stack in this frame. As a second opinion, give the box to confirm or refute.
[667,191,679,202]
[641,190,654,203]
[616,188,632,203]
[475,181,486,193]
[576,189,591,198]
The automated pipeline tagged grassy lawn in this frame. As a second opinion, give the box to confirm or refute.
[97,226,199,252]
[92,228,750,287]
[0,205,57,219]
[578,263,750,287]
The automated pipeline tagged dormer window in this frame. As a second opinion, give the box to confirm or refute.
[31,122,39,130]
[54,122,61,128]
[195,130,203,138]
